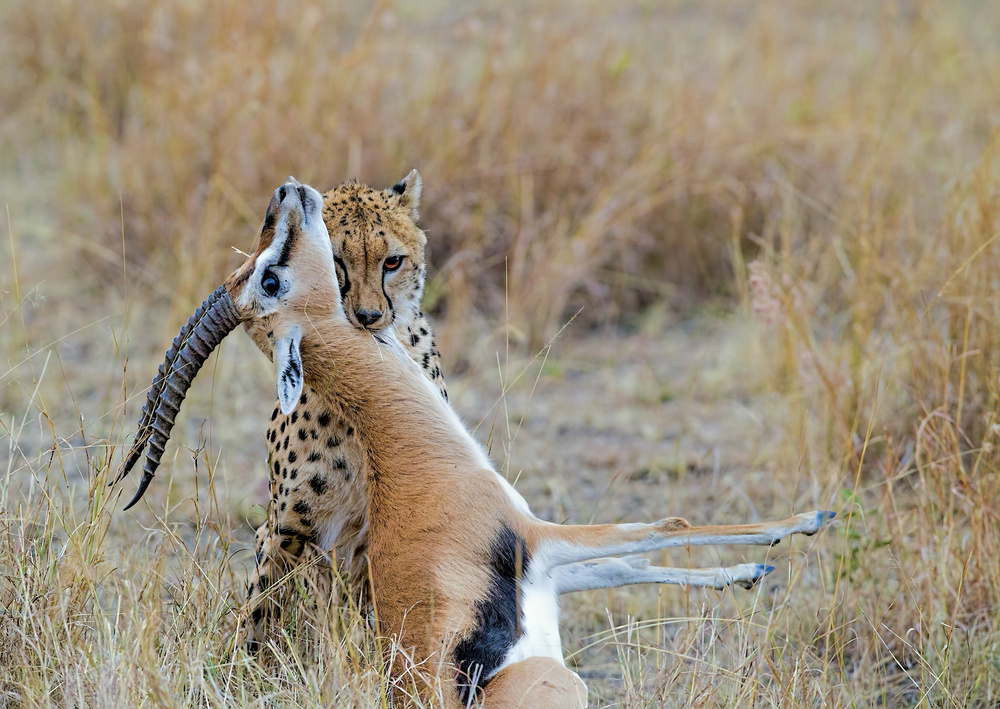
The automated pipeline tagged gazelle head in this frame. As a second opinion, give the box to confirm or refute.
[116,179,341,510]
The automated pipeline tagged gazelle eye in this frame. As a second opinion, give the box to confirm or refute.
[261,270,281,297]
[383,255,404,272]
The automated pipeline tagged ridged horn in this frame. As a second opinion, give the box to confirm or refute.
[115,285,241,510]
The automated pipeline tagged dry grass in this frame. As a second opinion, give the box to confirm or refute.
[2,0,1000,706]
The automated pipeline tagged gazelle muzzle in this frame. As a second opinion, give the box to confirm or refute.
[115,285,241,510]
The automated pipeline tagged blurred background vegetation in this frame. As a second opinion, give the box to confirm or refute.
[2,0,1000,705]
[4,1,1000,428]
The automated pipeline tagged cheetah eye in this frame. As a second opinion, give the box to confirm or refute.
[383,255,404,272]
[261,269,281,297]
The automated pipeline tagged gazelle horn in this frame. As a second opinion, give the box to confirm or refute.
[114,285,241,510]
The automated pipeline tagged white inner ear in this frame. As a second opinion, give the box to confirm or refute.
[275,327,304,415]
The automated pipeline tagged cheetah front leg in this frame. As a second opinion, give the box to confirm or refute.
[241,395,372,652]
[241,522,304,652]
[240,490,320,652]
[241,521,278,653]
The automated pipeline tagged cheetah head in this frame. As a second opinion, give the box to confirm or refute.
[322,170,427,333]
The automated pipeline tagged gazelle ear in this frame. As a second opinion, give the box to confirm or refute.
[275,327,304,415]
[387,169,422,220]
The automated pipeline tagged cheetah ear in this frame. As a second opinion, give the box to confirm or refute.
[275,327,304,416]
[387,169,422,221]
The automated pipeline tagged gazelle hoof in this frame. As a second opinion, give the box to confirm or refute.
[736,564,775,590]
[802,510,836,536]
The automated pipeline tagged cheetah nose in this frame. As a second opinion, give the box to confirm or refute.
[355,309,383,327]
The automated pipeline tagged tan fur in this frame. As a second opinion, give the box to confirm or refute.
[240,173,447,649]
[295,329,519,672]
[482,658,587,709]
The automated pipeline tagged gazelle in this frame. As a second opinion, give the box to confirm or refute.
[117,180,834,707]
[245,172,774,651]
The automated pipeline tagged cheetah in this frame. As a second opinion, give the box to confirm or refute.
[241,170,445,647]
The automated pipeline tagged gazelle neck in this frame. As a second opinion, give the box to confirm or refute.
[296,317,489,490]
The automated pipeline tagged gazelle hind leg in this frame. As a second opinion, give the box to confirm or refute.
[482,657,586,709]
[530,510,836,568]
[551,556,775,594]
